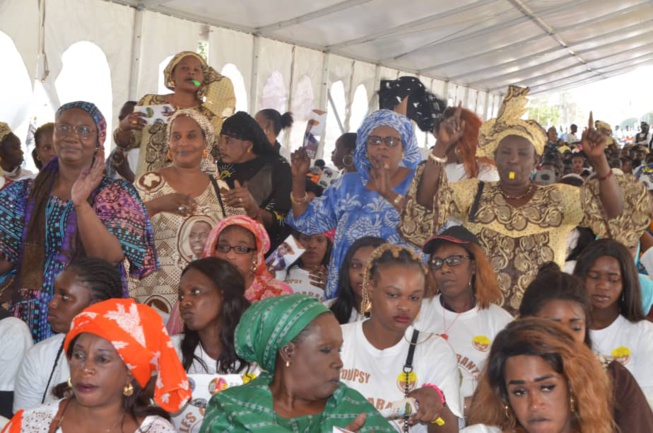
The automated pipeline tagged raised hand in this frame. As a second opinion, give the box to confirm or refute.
[368,155,391,199]
[435,102,465,149]
[119,111,146,132]
[290,147,311,178]
[580,111,608,165]
[223,180,257,214]
[72,146,106,207]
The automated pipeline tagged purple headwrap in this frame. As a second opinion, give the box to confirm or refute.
[56,101,107,146]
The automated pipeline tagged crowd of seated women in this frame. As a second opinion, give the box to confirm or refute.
[1,55,653,432]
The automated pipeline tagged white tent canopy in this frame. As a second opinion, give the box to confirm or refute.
[1,0,651,159]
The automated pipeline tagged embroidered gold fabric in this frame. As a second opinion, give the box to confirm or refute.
[399,166,650,316]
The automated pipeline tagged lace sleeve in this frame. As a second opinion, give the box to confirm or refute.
[138,416,177,433]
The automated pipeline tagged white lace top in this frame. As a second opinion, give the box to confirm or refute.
[3,399,176,433]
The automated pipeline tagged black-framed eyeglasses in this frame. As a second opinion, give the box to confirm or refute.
[215,244,256,254]
[55,123,95,140]
[428,255,471,270]
[367,135,402,148]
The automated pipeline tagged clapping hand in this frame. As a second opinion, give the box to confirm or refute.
[368,155,391,199]
[434,102,465,151]
[290,148,311,179]
[223,180,257,214]
[72,147,106,207]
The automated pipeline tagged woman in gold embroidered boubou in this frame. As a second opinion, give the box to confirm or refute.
[399,86,648,316]
[130,110,238,317]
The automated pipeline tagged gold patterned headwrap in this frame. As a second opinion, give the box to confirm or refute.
[163,51,235,119]
[477,86,547,158]
[0,122,12,143]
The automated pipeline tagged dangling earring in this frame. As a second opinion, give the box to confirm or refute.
[503,403,515,430]
[250,259,258,276]
[170,80,176,88]
[569,386,576,413]
[123,382,134,397]
[67,377,72,388]
[167,150,172,161]
[203,149,209,159]
[285,360,290,368]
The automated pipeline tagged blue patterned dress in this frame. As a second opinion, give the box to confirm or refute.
[0,177,158,342]
[287,109,424,298]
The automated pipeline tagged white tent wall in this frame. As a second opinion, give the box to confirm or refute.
[0,0,502,166]
[135,10,202,98]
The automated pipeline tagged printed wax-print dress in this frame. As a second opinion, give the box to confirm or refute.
[130,172,240,314]
[0,178,158,342]
[286,170,420,299]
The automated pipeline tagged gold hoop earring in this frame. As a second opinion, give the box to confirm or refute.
[167,150,172,161]
[342,154,354,168]
[123,382,134,397]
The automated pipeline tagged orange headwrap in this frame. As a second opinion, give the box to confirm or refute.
[64,299,190,413]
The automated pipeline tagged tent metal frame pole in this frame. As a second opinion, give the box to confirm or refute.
[249,34,261,114]
[315,52,330,160]
[128,8,144,100]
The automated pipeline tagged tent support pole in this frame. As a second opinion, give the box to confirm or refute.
[128,7,144,100]
[249,34,261,114]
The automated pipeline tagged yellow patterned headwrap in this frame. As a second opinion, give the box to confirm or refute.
[163,51,235,119]
[0,122,12,143]
[477,86,547,158]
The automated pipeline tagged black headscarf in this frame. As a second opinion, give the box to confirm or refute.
[379,76,447,132]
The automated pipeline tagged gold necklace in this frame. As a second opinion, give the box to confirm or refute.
[498,182,534,200]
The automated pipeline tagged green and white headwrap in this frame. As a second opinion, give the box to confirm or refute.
[235,294,330,372]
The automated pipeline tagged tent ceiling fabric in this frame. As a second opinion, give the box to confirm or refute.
[114,0,653,95]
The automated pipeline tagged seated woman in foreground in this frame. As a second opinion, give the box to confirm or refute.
[200,294,395,432]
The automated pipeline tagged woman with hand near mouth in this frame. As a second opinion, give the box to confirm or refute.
[13,258,124,412]
[340,244,462,433]
[328,237,386,324]
[399,86,644,316]
[572,239,653,407]
[417,226,512,422]
[465,318,614,433]
[113,51,235,177]
[3,299,187,433]
[170,257,255,432]
[130,109,238,317]
[289,110,426,300]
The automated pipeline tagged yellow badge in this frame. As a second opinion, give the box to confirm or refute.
[242,372,257,384]
[611,346,631,366]
[396,371,418,393]
[472,335,491,352]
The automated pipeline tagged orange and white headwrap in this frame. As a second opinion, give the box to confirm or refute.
[64,299,191,413]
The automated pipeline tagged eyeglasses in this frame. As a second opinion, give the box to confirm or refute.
[428,255,471,270]
[215,244,256,254]
[367,135,402,148]
[55,123,95,140]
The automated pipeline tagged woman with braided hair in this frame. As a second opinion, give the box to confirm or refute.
[13,258,123,412]
[340,244,462,433]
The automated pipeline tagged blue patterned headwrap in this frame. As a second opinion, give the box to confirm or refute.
[56,101,107,146]
[354,109,422,185]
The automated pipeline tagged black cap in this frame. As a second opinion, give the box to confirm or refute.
[422,225,480,255]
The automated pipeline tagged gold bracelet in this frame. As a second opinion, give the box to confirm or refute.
[290,192,309,205]
[392,194,403,207]
[428,152,447,164]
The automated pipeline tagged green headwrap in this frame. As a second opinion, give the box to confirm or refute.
[235,294,330,372]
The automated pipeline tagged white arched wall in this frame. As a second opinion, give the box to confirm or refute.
[0,32,33,132]
[209,26,254,103]
[256,38,293,113]
[136,10,202,98]
[43,0,133,129]
[0,0,38,93]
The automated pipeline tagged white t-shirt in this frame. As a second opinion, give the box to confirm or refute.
[170,335,259,433]
[461,425,500,433]
[285,266,326,302]
[13,334,68,412]
[590,315,653,406]
[323,298,364,323]
[340,321,462,432]
[0,317,33,391]
[444,162,499,183]
[414,296,513,403]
